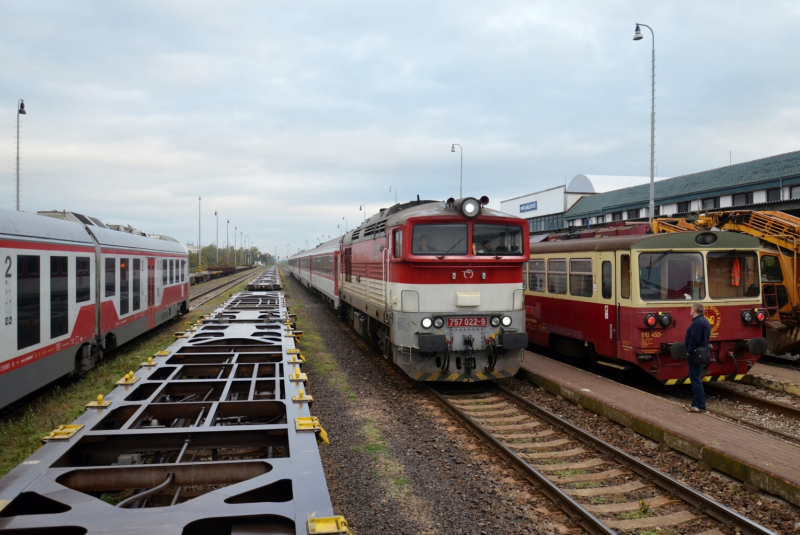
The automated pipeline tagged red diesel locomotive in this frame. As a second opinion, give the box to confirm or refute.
[525,230,767,384]
[290,196,530,381]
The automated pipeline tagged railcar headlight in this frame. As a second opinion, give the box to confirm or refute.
[644,313,657,328]
[501,316,512,327]
[433,317,444,329]
[460,197,481,219]
[490,316,501,327]
[421,317,433,329]
[741,310,754,325]
[658,313,672,327]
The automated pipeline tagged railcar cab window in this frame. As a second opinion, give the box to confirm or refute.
[412,224,467,255]
[472,224,523,255]
[639,252,705,301]
[707,252,759,298]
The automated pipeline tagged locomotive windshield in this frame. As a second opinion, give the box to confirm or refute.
[412,224,468,255]
[472,224,524,255]
[706,251,759,298]
[639,252,706,301]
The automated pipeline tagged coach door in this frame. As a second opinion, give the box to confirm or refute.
[615,250,632,357]
[594,252,617,357]
[147,258,155,307]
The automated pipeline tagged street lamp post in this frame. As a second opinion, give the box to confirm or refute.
[359,205,366,222]
[389,186,397,204]
[16,99,26,211]
[215,211,219,266]
[198,197,202,270]
[226,220,230,264]
[451,143,463,198]
[234,226,237,266]
[633,23,656,221]
[342,216,348,232]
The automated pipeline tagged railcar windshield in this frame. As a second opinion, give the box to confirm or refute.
[707,251,759,299]
[472,224,524,255]
[639,252,706,301]
[412,224,468,255]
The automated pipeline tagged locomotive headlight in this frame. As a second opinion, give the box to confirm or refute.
[490,316,501,327]
[461,198,481,219]
[433,317,444,329]
[644,313,657,328]
[658,313,672,327]
[741,310,754,325]
[501,316,512,327]
[421,317,433,329]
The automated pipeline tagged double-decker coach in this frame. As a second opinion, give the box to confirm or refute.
[291,196,530,381]
[525,230,767,384]
[0,209,189,409]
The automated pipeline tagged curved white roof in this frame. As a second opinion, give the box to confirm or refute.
[0,208,94,245]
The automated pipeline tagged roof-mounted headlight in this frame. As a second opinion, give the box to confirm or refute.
[454,197,481,219]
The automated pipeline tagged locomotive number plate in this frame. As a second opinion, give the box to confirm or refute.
[447,317,488,327]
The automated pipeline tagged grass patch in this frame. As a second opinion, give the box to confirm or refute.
[0,279,252,479]
[566,480,602,489]
[553,469,587,477]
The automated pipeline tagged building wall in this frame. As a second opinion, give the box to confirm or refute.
[499,186,566,218]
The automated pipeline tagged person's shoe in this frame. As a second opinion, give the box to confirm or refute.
[684,404,705,413]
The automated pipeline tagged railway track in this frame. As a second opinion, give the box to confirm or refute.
[189,268,263,309]
[429,383,775,535]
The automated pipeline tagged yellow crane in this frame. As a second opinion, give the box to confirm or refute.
[652,210,800,355]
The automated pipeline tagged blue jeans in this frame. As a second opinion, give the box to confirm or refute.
[687,359,706,411]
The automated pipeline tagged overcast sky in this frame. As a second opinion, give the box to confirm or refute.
[2,1,799,258]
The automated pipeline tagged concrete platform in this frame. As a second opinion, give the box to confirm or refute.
[518,351,800,507]
[743,362,800,397]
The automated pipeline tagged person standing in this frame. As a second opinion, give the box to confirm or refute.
[684,303,711,413]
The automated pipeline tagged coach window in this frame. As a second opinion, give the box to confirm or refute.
[412,224,467,255]
[120,259,129,315]
[472,224,524,255]
[602,261,612,299]
[528,259,545,292]
[620,254,631,299]
[50,256,69,339]
[181,260,186,282]
[105,258,116,297]
[393,230,402,258]
[547,259,567,294]
[569,259,593,297]
[169,260,174,284]
[162,259,167,285]
[639,252,705,301]
[707,251,759,299]
[132,259,141,311]
[17,255,41,349]
[76,257,91,303]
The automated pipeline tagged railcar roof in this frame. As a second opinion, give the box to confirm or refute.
[89,226,187,254]
[0,208,94,245]
[290,237,342,260]
[529,230,760,253]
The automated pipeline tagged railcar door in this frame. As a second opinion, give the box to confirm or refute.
[147,258,155,307]
[615,251,633,361]
[595,252,617,357]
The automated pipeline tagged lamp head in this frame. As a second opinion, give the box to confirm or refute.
[18,100,26,115]
[633,24,643,41]
[451,144,455,152]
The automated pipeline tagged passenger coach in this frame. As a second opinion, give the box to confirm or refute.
[525,230,767,384]
[290,196,530,381]
[1,209,189,409]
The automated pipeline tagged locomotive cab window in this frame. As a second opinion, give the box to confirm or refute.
[528,259,545,292]
[547,259,567,294]
[569,259,593,297]
[412,224,467,255]
[707,251,759,299]
[639,252,705,301]
[393,230,402,258]
[472,224,523,255]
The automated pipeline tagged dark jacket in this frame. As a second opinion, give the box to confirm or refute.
[685,313,711,355]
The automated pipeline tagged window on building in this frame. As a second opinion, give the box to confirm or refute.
[18,255,40,349]
[50,256,68,339]
[547,259,567,294]
[528,259,545,292]
[767,188,781,202]
[105,258,116,297]
[611,212,622,222]
[569,259,593,297]
[733,192,754,206]
[528,213,564,233]
[677,201,689,213]
[792,185,800,200]
[702,197,719,210]
[76,257,91,303]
